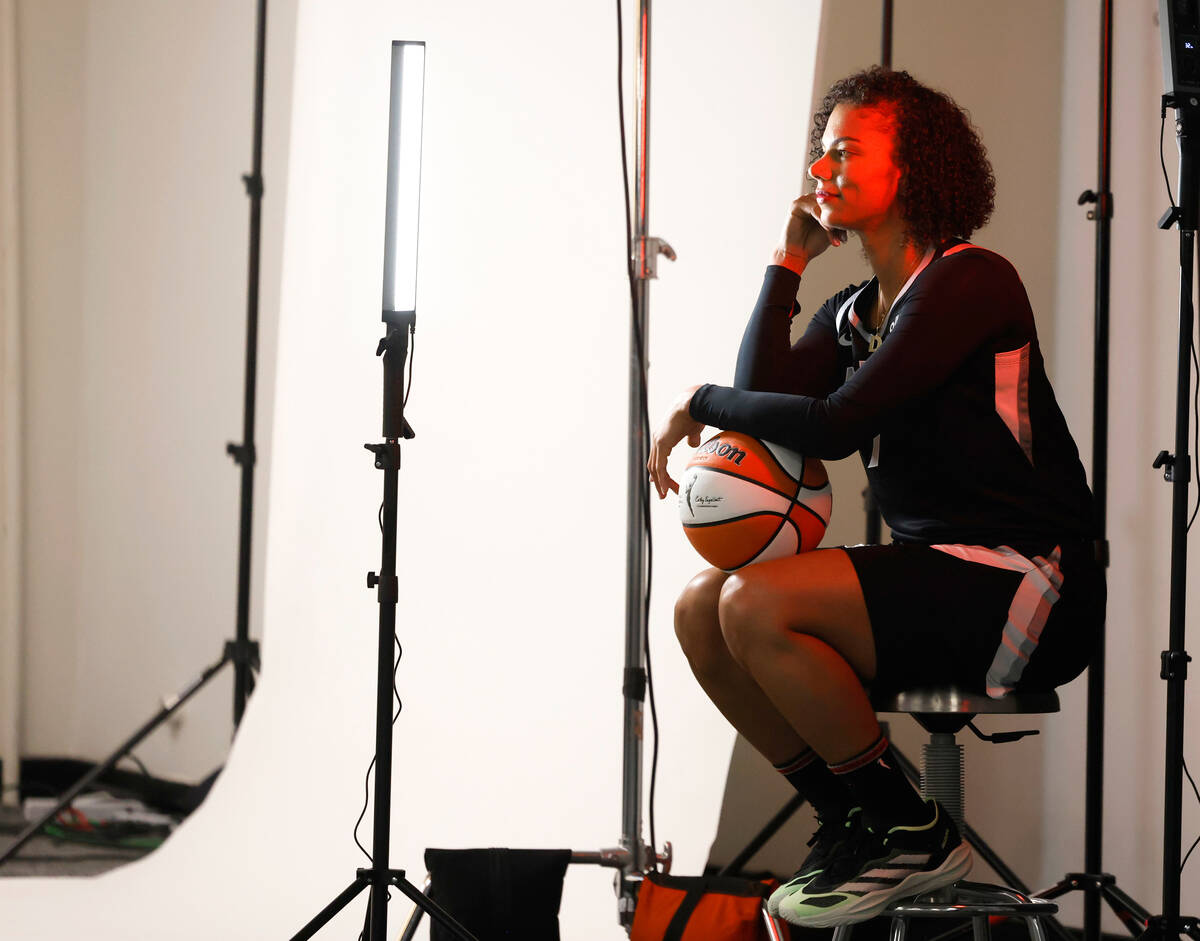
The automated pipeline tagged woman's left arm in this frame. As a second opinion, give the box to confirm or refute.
[690,253,1028,459]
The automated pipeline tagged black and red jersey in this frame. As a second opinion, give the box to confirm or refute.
[689,241,1097,548]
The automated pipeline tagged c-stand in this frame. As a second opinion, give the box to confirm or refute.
[1135,92,1200,941]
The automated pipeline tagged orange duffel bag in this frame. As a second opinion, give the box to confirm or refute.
[630,871,787,941]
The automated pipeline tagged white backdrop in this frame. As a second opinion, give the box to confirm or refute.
[0,0,821,937]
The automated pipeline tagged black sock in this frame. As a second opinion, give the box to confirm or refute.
[829,734,929,828]
[773,748,853,820]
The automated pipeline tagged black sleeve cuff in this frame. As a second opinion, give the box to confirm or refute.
[761,265,803,318]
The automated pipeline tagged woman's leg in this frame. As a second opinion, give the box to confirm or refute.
[673,567,809,764]
[716,548,882,764]
[674,551,884,764]
[710,549,969,927]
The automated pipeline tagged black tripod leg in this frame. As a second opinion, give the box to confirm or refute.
[1100,883,1152,937]
[0,652,231,868]
[288,876,371,941]
[1034,880,1073,901]
[390,873,479,941]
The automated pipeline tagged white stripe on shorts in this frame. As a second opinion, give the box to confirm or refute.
[930,544,1064,699]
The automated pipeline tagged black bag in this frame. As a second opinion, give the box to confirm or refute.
[424,847,572,941]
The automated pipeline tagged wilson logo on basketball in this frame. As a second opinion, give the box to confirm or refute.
[697,439,746,465]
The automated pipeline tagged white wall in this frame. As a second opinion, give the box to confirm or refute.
[13,0,296,782]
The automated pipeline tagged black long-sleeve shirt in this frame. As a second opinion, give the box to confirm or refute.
[689,243,1096,547]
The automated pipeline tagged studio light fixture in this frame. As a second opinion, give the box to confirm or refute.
[382,40,425,323]
[289,39,475,941]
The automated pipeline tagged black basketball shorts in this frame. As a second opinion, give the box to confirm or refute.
[843,540,1105,697]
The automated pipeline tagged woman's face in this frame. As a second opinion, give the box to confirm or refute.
[807,103,903,235]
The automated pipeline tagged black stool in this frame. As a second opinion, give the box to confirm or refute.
[829,685,1061,941]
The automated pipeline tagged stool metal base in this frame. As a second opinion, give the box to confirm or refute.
[826,880,1058,941]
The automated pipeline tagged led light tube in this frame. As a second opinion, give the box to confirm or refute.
[381,40,425,321]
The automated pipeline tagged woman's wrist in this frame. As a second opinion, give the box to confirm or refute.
[770,246,807,277]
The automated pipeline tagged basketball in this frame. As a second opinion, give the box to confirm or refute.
[677,431,832,572]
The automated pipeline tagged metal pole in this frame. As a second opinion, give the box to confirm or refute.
[619,0,652,923]
[1159,97,1196,935]
[228,0,268,726]
[1083,4,1113,940]
[881,0,893,68]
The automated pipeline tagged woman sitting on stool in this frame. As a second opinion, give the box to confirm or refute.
[647,67,1104,929]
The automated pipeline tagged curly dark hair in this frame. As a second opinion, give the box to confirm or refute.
[809,67,995,247]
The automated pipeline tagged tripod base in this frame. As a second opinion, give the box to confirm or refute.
[290,867,479,941]
[1037,874,1150,938]
[1036,874,1199,941]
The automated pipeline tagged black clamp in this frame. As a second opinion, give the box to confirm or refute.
[241,172,264,198]
[1064,872,1116,889]
[1077,189,1114,221]
[365,441,402,470]
[1153,450,1190,482]
[1142,914,1200,938]
[224,639,262,671]
[1161,650,1192,681]
[623,667,647,702]
[1159,205,1182,231]
[226,441,257,467]
[367,571,400,604]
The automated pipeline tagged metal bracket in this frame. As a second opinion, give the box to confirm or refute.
[365,441,402,470]
[1077,189,1114,221]
[226,441,257,467]
[1153,449,1190,482]
[623,666,646,702]
[634,236,677,280]
[367,571,399,604]
[241,172,264,199]
[966,720,1039,744]
[1161,650,1192,681]
[223,639,262,671]
[1063,872,1116,889]
[1142,914,1200,938]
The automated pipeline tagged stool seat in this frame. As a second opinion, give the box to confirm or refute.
[872,685,1060,716]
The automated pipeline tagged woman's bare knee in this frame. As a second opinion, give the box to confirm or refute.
[674,568,730,667]
[718,554,877,681]
[717,571,786,666]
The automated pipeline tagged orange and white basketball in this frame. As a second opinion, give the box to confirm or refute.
[678,431,832,572]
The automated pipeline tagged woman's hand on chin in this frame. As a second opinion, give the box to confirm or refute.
[772,193,847,275]
[647,384,706,498]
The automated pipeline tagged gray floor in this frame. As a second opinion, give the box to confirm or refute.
[0,805,157,877]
